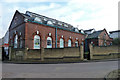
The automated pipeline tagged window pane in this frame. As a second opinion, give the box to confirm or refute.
[75,41,78,47]
[35,39,40,45]
[47,40,51,46]
[68,39,71,47]
[47,37,52,48]
[60,38,64,48]
[14,35,18,48]
[34,35,40,49]
[20,37,22,48]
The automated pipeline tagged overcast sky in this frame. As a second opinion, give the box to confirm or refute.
[0,0,119,38]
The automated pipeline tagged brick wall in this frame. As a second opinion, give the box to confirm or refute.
[44,47,80,58]
[92,46,119,55]
[10,48,25,60]
[57,29,84,47]
[25,22,85,49]
[25,22,56,49]
[10,46,84,61]
[27,49,41,59]
[26,47,82,60]
[89,44,120,60]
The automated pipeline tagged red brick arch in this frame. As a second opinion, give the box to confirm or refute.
[45,33,54,48]
[32,31,41,49]
[58,36,65,48]
[74,39,79,47]
[67,37,73,47]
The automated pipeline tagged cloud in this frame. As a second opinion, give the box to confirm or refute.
[1,0,68,3]
[0,0,119,38]
[65,0,119,31]
[27,3,61,13]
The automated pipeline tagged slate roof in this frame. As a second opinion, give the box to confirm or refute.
[21,13,32,20]
[84,29,94,32]
[87,30,103,39]
[20,11,80,33]
[109,30,120,34]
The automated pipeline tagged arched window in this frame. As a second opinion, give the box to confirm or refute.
[34,35,40,49]
[14,35,18,48]
[60,38,64,48]
[68,39,72,47]
[19,37,22,48]
[47,37,52,48]
[75,41,78,47]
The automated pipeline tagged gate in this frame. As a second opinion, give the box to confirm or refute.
[84,39,90,60]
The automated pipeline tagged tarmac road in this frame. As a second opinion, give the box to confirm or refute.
[2,60,119,78]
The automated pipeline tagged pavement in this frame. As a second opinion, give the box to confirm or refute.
[2,58,119,64]
[2,60,119,78]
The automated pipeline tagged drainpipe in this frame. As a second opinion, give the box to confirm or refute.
[55,27,57,48]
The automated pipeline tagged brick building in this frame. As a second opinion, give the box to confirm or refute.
[85,29,113,46]
[9,10,85,49]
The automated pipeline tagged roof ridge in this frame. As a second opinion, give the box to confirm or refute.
[109,30,120,33]
[84,29,94,31]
